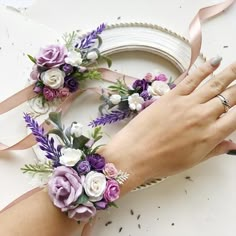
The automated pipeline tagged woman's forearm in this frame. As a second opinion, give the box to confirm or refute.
[0,190,85,236]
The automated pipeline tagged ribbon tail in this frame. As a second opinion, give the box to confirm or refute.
[175,0,235,84]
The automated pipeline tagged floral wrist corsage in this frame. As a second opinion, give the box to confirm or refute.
[28,23,111,103]
[89,71,176,127]
[22,112,128,222]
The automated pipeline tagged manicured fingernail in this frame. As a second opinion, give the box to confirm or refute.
[227,150,236,155]
[210,56,222,67]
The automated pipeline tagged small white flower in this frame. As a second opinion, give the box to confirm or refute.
[41,68,65,89]
[59,148,83,167]
[65,50,83,67]
[84,171,106,202]
[109,94,121,105]
[86,51,99,61]
[70,122,83,137]
[148,81,170,96]
[128,93,144,111]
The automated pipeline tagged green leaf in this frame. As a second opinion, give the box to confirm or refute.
[62,31,78,50]
[97,35,103,48]
[91,144,105,154]
[73,135,90,149]
[27,54,36,64]
[108,202,119,208]
[48,112,63,129]
[21,162,53,175]
[47,129,65,143]
[76,194,89,205]
[100,55,112,68]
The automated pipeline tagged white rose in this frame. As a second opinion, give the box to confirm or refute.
[128,93,144,111]
[110,94,121,105]
[84,171,106,202]
[148,81,170,96]
[86,51,99,61]
[59,148,83,167]
[71,122,83,137]
[41,68,65,89]
[65,50,83,67]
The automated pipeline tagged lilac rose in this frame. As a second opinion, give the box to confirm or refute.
[154,73,168,82]
[36,44,67,68]
[48,166,83,209]
[77,160,91,175]
[94,200,108,210]
[104,179,120,202]
[67,202,96,222]
[87,154,105,171]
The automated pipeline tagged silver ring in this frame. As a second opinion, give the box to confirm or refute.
[216,94,231,113]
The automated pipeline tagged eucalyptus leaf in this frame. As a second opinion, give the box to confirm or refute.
[97,35,103,48]
[49,112,63,129]
[73,135,90,149]
[100,55,112,68]
[47,129,65,143]
[76,194,89,205]
[27,54,36,64]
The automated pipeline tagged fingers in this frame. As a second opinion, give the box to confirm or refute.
[174,56,222,96]
[193,61,236,103]
[203,140,236,160]
[213,107,236,140]
[203,84,236,117]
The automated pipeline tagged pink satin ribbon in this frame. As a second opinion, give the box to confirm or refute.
[175,0,235,83]
[0,68,136,151]
[0,1,235,236]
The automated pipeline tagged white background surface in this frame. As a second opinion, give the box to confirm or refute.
[0,1,236,236]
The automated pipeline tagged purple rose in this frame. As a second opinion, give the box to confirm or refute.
[104,180,120,202]
[64,76,79,92]
[87,154,105,171]
[77,160,91,175]
[57,87,70,98]
[33,85,43,94]
[140,90,151,101]
[43,86,57,101]
[168,83,176,89]
[62,64,74,74]
[94,200,108,210]
[36,44,67,68]
[154,74,168,82]
[48,166,83,209]
[67,202,96,222]
[132,79,148,91]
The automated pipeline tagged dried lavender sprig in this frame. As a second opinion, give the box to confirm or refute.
[78,23,106,49]
[89,110,131,127]
[23,113,61,165]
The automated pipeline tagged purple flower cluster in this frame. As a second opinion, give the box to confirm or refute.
[90,72,175,126]
[29,24,105,102]
[48,153,121,222]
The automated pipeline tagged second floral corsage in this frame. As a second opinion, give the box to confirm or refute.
[21,112,128,222]
[28,23,111,103]
[89,71,176,127]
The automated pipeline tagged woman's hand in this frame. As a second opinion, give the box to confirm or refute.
[98,56,236,193]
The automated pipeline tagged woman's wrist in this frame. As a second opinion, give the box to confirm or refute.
[97,142,151,195]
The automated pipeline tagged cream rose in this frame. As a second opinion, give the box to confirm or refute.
[41,68,65,89]
[59,148,83,167]
[65,51,83,67]
[86,51,99,61]
[110,94,121,105]
[70,122,83,138]
[148,81,170,96]
[128,93,144,111]
[84,171,106,202]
